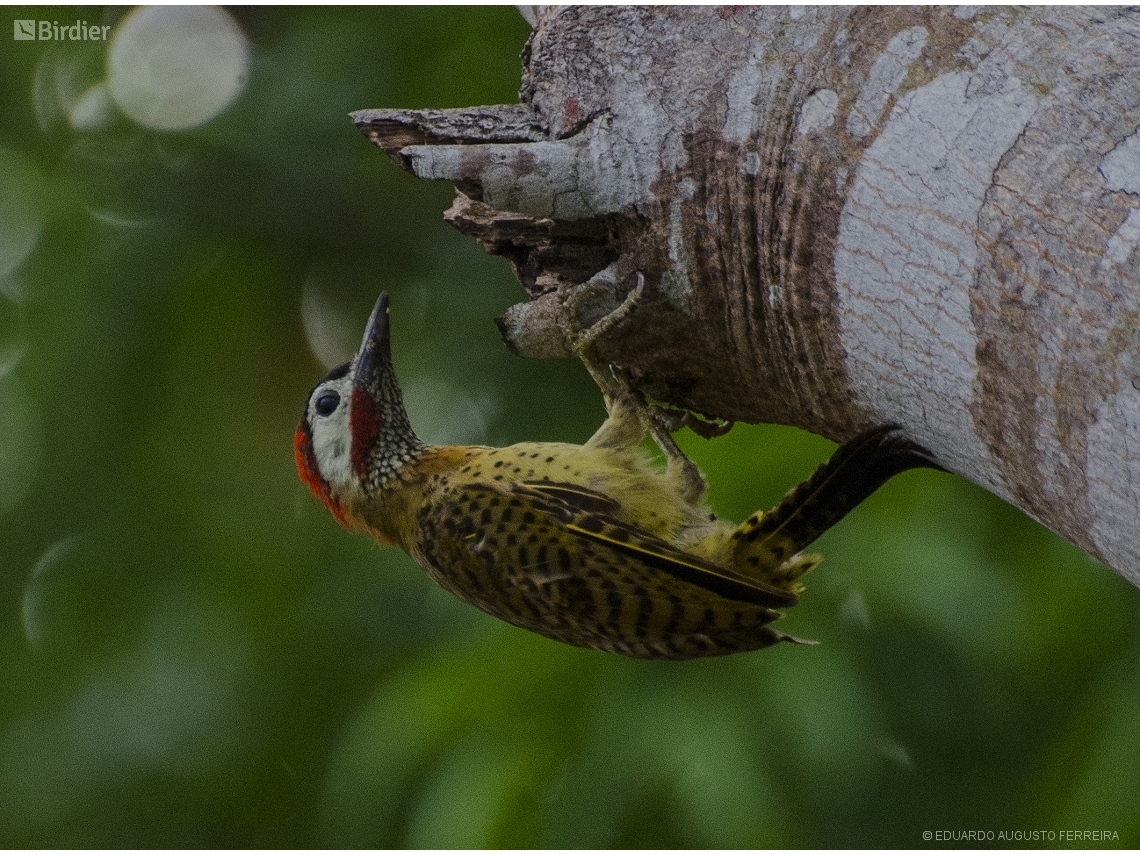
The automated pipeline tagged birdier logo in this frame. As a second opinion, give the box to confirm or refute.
[13,19,111,40]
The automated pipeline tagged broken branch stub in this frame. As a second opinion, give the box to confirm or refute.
[355,6,1140,586]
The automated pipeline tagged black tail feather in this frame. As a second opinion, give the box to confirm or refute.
[754,424,944,553]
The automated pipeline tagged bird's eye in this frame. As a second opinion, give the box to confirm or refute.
[314,391,340,417]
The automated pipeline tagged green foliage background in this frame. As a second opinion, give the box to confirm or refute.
[1,6,1137,848]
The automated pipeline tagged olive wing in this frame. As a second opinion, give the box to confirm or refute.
[416,480,798,658]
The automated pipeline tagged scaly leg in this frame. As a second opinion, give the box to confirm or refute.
[563,273,707,505]
[643,399,707,507]
[561,274,646,414]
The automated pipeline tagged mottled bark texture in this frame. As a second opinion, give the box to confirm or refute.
[354,6,1140,586]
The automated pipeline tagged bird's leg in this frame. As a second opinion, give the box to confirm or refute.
[563,273,707,505]
[563,278,646,453]
[561,274,644,415]
[641,383,708,506]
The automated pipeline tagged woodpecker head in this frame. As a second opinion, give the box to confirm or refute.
[295,292,424,529]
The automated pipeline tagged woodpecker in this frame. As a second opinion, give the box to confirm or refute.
[295,291,940,659]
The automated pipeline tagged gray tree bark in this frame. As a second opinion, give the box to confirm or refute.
[353,6,1140,587]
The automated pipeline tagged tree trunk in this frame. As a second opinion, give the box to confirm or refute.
[353,6,1140,587]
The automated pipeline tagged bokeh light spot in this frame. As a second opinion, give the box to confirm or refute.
[32,42,106,134]
[22,536,78,650]
[68,82,115,131]
[301,278,359,370]
[0,376,43,514]
[107,6,249,131]
[0,148,46,283]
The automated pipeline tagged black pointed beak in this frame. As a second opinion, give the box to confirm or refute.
[344,291,423,466]
[353,292,390,387]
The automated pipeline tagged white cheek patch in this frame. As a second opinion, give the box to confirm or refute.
[311,389,354,487]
